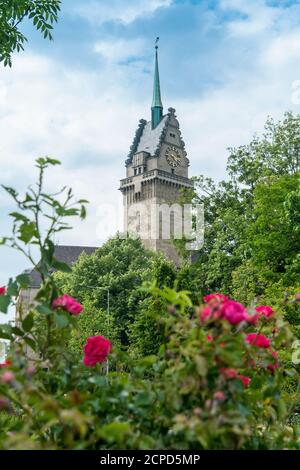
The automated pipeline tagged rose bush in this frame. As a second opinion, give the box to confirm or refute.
[0,158,299,450]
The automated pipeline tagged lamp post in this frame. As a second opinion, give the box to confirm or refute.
[80,284,110,373]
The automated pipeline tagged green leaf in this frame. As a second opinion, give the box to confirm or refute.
[18,222,38,244]
[52,258,72,273]
[36,304,53,315]
[6,280,19,297]
[24,337,36,351]
[54,311,70,328]
[98,422,131,444]
[11,327,24,337]
[22,313,34,332]
[80,205,87,219]
[16,273,30,288]
[0,295,11,313]
[9,212,29,222]
[0,324,12,339]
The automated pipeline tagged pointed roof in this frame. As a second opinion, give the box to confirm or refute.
[26,245,97,287]
[152,46,163,109]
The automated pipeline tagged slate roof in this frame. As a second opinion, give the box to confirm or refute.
[27,245,97,288]
[136,116,168,156]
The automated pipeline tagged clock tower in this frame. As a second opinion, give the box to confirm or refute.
[119,44,193,265]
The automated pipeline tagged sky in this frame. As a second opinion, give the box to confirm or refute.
[1,0,300,321]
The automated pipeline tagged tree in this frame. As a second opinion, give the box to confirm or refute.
[183,112,300,299]
[56,236,177,352]
[227,112,300,188]
[0,0,61,67]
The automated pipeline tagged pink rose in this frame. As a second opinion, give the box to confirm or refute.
[0,287,6,295]
[220,368,238,379]
[83,335,112,367]
[255,305,273,318]
[1,371,14,384]
[52,295,83,316]
[206,335,213,342]
[244,312,260,325]
[214,391,226,402]
[295,294,300,301]
[267,351,279,372]
[246,333,270,349]
[238,375,251,388]
[199,306,212,323]
[221,300,248,325]
[203,293,228,304]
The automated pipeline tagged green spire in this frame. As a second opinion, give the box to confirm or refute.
[151,40,163,129]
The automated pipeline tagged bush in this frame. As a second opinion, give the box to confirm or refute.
[0,158,300,450]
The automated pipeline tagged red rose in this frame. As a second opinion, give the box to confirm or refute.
[246,333,270,349]
[238,375,251,388]
[220,368,238,379]
[206,335,213,342]
[244,312,260,325]
[255,305,273,318]
[221,300,248,325]
[0,360,12,369]
[267,351,279,372]
[203,293,229,304]
[83,335,112,367]
[0,287,6,295]
[52,294,83,316]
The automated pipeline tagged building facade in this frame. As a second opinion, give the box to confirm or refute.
[120,45,193,265]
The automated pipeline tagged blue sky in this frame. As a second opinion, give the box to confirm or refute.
[1,0,300,321]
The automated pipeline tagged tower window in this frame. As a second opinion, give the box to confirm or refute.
[134,168,137,175]
[170,132,176,138]
[139,167,142,174]
[171,168,175,174]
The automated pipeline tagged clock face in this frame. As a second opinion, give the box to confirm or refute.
[165,146,181,168]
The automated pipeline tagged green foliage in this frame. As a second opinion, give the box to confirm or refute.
[0,113,300,449]
[181,113,300,317]
[0,0,61,67]
[0,157,88,356]
[55,237,177,354]
[1,283,299,449]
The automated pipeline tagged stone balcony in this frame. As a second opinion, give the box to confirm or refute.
[143,169,194,188]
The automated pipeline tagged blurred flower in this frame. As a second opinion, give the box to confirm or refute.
[0,286,6,295]
[206,335,213,342]
[203,293,229,304]
[0,360,12,368]
[255,305,274,318]
[267,351,279,372]
[246,333,270,349]
[244,312,260,325]
[238,375,251,388]
[221,300,248,325]
[83,335,112,367]
[220,368,238,379]
[52,295,83,316]
[214,391,226,402]
[1,371,14,384]
[295,294,300,301]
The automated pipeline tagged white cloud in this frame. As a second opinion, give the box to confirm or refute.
[219,0,279,36]
[71,0,172,25]
[264,30,300,66]
[94,38,145,62]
